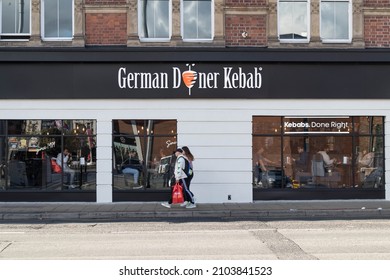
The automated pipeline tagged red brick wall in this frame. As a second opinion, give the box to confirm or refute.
[225,0,267,6]
[364,16,390,47]
[225,15,267,46]
[85,13,127,45]
[363,0,390,7]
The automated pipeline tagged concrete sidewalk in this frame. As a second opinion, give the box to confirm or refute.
[1,200,390,222]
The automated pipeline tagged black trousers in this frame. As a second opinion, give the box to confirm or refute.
[168,176,194,204]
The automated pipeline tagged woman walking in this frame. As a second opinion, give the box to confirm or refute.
[161,146,196,209]
[180,146,195,208]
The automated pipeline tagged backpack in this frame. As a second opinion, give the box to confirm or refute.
[178,155,193,179]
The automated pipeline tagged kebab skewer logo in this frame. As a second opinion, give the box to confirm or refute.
[182,64,198,95]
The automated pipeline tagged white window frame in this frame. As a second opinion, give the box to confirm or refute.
[181,0,214,42]
[138,0,172,42]
[320,0,352,43]
[41,0,74,41]
[278,0,310,44]
[0,0,31,40]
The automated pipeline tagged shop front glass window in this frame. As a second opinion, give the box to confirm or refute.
[252,116,384,190]
[42,0,73,39]
[0,120,96,192]
[139,0,171,41]
[0,0,31,38]
[113,120,177,191]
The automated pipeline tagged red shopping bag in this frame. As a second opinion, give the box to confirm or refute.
[172,183,184,204]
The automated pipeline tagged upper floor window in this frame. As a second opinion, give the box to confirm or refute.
[41,0,73,40]
[181,0,213,41]
[0,0,31,40]
[278,0,310,43]
[139,0,171,41]
[320,0,351,43]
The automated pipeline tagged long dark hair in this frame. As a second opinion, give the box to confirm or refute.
[182,146,194,161]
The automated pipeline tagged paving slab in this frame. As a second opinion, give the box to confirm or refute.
[1,200,390,221]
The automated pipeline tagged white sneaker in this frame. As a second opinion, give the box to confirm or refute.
[161,202,171,209]
[68,185,77,189]
[133,185,144,189]
[186,203,196,209]
[180,201,188,207]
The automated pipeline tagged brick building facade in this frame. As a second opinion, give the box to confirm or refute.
[1,0,389,48]
[1,1,390,203]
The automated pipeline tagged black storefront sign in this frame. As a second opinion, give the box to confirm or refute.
[1,62,390,99]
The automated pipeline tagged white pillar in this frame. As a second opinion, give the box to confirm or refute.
[385,119,390,200]
[96,119,113,203]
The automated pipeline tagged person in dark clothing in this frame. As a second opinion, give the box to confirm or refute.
[292,146,309,172]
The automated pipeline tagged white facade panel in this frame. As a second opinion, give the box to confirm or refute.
[194,171,252,184]
[179,121,251,134]
[178,134,251,147]
[96,147,113,160]
[193,146,252,159]
[97,134,113,147]
[194,159,251,172]
[96,159,112,173]
[0,99,389,202]
[97,171,113,185]
[191,184,252,203]
[96,185,113,203]
[97,120,112,134]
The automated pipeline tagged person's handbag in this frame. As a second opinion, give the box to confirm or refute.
[172,182,184,204]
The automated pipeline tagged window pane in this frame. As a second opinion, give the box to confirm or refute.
[59,0,73,37]
[321,1,349,40]
[183,0,212,40]
[253,117,282,135]
[353,116,384,135]
[44,0,72,38]
[253,116,385,190]
[114,120,176,136]
[1,120,96,192]
[355,136,384,189]
[44,0,58,38]
[1,0,30,34]
[279,1,308,40]
[113,119,177,191]
[8,120,43,135]
[0,136,5,191]
[253,136,282,188]
[140,0,170,39]
[198,1,212,38]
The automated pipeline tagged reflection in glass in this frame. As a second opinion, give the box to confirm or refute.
[0,120,96,192]
[253,116,282,135]
[0,136,5,191]
[321,0,349,40]
[113,120,177,191]
[182,0,212,40]
[1,0,30,34]
[353,116,384,135]
[139,0,170,39]
[278,0,308,40]
[253,136,282,188]
[43,0,73,38]
[355,136,384,189]
[252,116,385,190]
